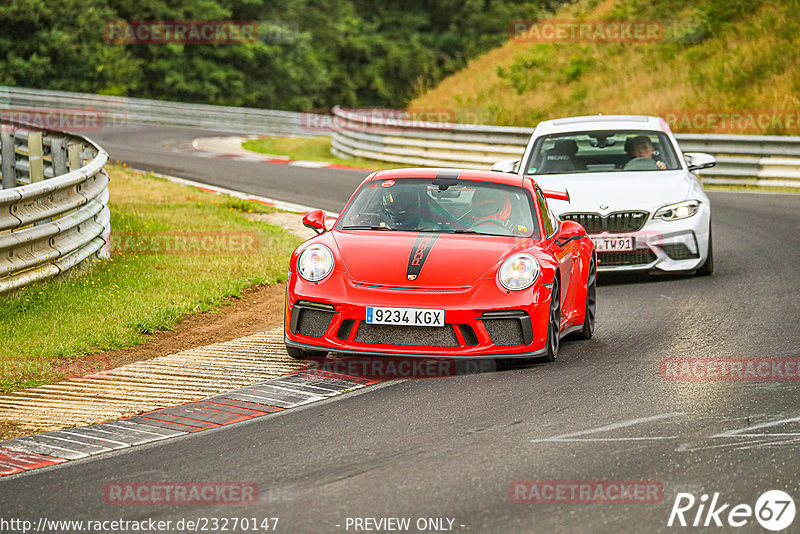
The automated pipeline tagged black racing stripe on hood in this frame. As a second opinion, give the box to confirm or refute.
[407,233,440,280]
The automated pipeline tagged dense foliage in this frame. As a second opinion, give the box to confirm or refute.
[411,0,799,131]
[0,0,559,110]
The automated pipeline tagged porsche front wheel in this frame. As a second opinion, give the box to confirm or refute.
[573,253,596,340]
[540,276,561,363]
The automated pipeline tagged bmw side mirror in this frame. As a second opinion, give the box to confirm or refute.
[302,210,326,234]
[491,159,519,174]
[684,152,716,172]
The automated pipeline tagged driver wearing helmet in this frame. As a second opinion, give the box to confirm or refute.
[383,189,443,231]
[383,190,421,230]
[470,188,513,229]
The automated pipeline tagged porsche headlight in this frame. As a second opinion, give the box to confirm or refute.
[498,253,540,291]
[654,200,701,221]
[297,244,334,282]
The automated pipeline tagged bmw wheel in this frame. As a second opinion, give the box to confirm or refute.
[696,225,714,276]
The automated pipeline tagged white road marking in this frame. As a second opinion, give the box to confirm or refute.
[530,412,685,443]
[711,414,800,438]
[732,436,800,450]
[677,438,777,453]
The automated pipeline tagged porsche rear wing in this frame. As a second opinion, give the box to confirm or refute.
[542,189,570,202]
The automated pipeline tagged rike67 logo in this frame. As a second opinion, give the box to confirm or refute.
[668,490,796,531]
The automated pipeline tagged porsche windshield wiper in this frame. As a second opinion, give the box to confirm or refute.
[341,225,395,231]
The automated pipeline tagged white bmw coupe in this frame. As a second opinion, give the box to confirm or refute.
[494,115,716,275]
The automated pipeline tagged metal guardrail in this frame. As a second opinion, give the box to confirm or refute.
[0,123,110,294]
[330,107,800,188]
[4,88,797,188]
[0,86,326,137]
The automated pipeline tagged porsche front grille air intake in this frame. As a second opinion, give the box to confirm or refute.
[291,301,336,337]
[480,311,533,346]
[354,324,459,347]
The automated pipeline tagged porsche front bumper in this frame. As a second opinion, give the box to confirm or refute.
[284,275,555,359]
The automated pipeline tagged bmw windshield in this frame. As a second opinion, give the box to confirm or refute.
[335,179,539,238]
[524,130,681,175]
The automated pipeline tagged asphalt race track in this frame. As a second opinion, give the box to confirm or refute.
[89,124,370,213]
[1,124,799,533]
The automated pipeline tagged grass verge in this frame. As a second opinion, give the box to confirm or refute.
[242,135,412,171]
[0,166,303,392]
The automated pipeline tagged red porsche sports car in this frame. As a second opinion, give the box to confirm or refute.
[284,168,596,362]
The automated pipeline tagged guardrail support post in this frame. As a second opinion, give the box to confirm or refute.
[1,128,14,189]
[50,136,68,176]
[67,142,81,171]
[27,131,44,182]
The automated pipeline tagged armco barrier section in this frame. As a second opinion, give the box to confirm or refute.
[1,86,326,137]
[330,107,800,188]
[4,88,797,187]
[0,123,110,294]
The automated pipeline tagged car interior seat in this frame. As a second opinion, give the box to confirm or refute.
[540,139,583,173]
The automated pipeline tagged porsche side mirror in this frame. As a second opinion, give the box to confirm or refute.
[302,210,326,234]
[491,159,519,173]
[558,219,585,237]
[684,152,716,172]
[555,219,587,247]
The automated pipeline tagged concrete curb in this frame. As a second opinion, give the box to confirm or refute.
[0,327,382,478]
[189,135,376,172]
[132,168,341,220]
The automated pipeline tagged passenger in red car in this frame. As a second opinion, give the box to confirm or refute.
[470,189,513,229]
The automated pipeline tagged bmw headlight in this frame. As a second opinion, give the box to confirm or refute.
[654,200,701,221]
[297,244,334,282]
[498,253,540,291]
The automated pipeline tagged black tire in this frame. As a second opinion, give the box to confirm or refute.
[540,276,561,363]
[286,345,327,360]
[573,253,596,340]
[695,228,714,276]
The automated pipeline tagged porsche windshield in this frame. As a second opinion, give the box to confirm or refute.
[336,179,539,238]
[524,130,681,175]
